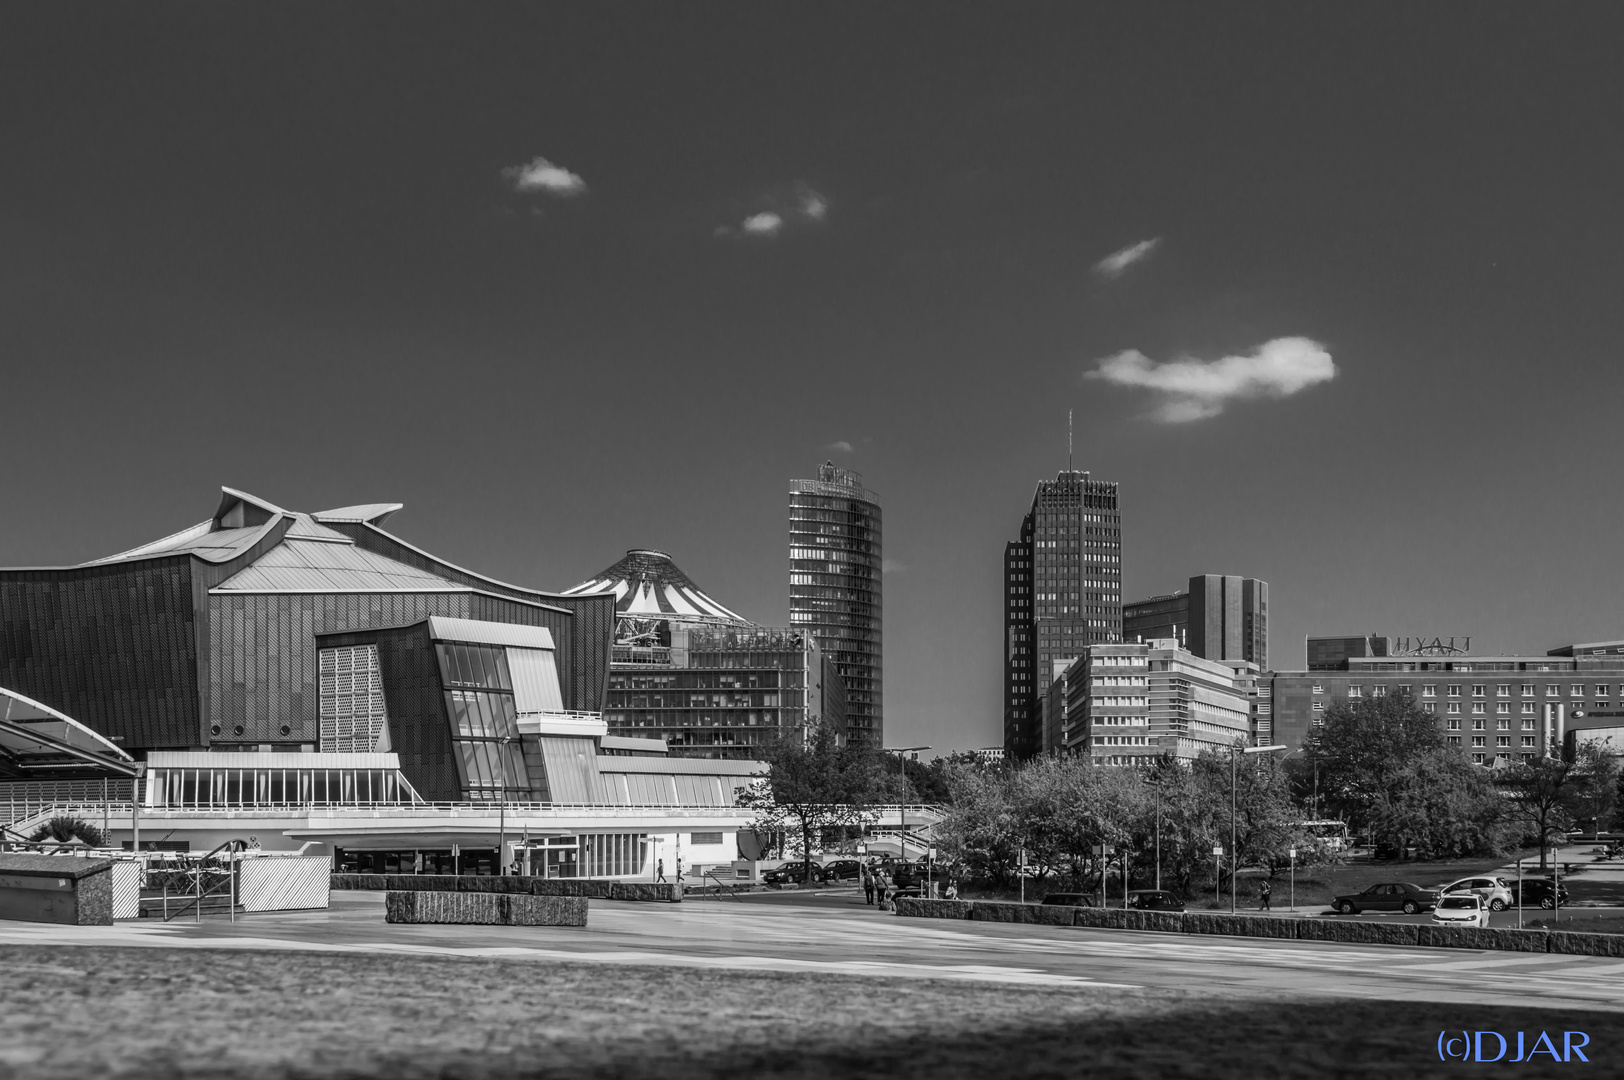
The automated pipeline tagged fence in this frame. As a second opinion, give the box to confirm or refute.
[239,855,330,912]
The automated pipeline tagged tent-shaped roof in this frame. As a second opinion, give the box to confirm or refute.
[561,549,749,623]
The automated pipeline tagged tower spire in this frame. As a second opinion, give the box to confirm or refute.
[1068,410,1073,473]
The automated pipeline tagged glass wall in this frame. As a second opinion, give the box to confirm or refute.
[578,833,649,878]
[436,640,531,799]
[146,766,414,808]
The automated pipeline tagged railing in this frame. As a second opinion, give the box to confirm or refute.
[156,840,247,922]
[611,645,672,666]
[701,869,745,900]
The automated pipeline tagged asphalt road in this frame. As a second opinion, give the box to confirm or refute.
[3,891,1621,1013]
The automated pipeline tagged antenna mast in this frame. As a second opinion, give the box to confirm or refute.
[1068,410,1073,473]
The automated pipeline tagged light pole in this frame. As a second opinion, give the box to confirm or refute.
[498,736,511,876]
[1231,743,1287,914]
[1288,847,1296,912]
[1143,775,1162,892]
[883,745,931,865]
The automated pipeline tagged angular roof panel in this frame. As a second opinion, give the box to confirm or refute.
[313,503,404,526]
[212,539,468,593]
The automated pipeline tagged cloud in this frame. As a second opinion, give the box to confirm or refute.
[716,182,828,239]
[1093,237,1160,279]
[501,156,587,197]
[826,440,854,453]
[1086,336,1336,422]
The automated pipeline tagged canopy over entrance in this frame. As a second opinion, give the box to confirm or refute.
[0,688,139,780]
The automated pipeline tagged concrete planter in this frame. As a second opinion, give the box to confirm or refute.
[1295,919,1420,946]
[1548,931,1624,957]
[608,881,682,903]
[384,890,588,926]
[893,898,972,920]
[0,853,115,926]
[1415,925,1549,952]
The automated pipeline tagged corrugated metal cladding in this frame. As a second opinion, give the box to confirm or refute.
[0,559,201,748]
[538,736,601,803]
[148,751,404,769]
[426,617,555,651]
[509,648,564,713]
[213,540,465,593]
[589,771,742,807]
[206,592,571,745]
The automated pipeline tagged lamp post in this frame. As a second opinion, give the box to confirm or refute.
[1231,743,1287,914]
[498,735,511,876]
[1143,775,1162,892]
[883,745,931,865]
[1288,847,1296,912]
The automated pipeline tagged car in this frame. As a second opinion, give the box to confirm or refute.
[1432,893,1490,928]
[1040,892,1095,907]
[1433,876,1513,912]
[1509,878,1570,909]
[1125,889,1185,911]
[822,859,862,882]
[1331,882,1437,915]
[763,861,825,885]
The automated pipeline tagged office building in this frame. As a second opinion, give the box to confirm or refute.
[1058,640,1253,763]
[789,463,882,745]
[1265,638,1624,765]
[1124,575,1268,670]
[1003,469,1122,761]
[563,549,844,758]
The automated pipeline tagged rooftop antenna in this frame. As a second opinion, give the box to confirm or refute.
[1068,409,1073,474]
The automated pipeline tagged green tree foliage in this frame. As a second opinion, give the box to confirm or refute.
[1365,749,1504,860]
[736,724,894,878]
[30,816,107,847]
[1495,746,1617,869]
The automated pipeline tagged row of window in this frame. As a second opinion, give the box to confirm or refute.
[1322,682,1606,698]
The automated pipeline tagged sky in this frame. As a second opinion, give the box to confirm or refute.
[4,4,1624,755]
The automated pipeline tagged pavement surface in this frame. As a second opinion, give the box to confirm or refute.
[4,890,1623,1013]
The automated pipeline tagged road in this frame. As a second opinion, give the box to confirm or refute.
[2,891,1621,1012]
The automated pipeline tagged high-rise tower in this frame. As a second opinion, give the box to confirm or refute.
[1003,470,1121,761]
[790,462,883,745]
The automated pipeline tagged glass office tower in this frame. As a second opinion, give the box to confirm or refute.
[1003,470,1121,761]
[789,462,883,745]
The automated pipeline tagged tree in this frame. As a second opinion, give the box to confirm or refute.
[1365,749,1506,860]
[30,816,107,847]
[933,765,1022,885]
[1304,691,1446,840]
[1571,743,1620,836]
[1496,755,1587,871]
[736,724,891,880]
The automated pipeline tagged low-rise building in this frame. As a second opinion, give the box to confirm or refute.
[1058,640,1253,764]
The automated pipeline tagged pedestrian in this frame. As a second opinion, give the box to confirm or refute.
[656,858,666,883]
[1259,879,1272,912]
[944,878,959,901]
[862,865,875,906]
[877,869,895,912]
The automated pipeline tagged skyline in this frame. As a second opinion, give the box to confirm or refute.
[5,5,1624,754]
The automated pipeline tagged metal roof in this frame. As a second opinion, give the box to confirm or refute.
[147,752,405,769]
[561,549,749,623]
[426,616,555,650]
[0,687,138,778]
[212,540,467,593]
[313,503,404,526]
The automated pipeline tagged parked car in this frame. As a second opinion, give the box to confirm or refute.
[1331,882,1436,915]
[764,861,825,885]
[822,859,862,882]
[1040,892,1095,907]
[1125,889,1186,911]
[1432,876,1513,912]
[1509,878,1570,909]
[1432,894,1490,928]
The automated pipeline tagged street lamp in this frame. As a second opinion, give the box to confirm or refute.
[1142,775,1163,892]
[1231,743,1287,913]
[883,745,931,865]
[498,735,512,877]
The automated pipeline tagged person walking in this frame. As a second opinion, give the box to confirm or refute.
[862,864,876,906]
[877,868,895,912]
[1259,878,1273,912]
[656,858,666,883]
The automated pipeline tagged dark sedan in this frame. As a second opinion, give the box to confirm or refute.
[1332,882,1436,915]
[822,859,862,882]
[1510,878,1571,909]
[763,862,825,885]
[1126,890,1185,911]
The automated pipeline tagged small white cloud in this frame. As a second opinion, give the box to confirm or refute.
[827,440,854,453]
[501,156,587,197]
[1086,336,1336,423]
[741,212,783,236]
[1094,237,1161,279]
[799,188,828,221]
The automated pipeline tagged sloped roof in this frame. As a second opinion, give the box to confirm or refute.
[313,503,404,526]
[561,549,749,623]
[212,539,467,593]
[0,686,137,778]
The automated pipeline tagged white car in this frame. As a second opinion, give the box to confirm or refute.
[1431,893,1490,928]
[1433,876,1512,912]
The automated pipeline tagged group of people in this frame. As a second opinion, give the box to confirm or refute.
[859,861,960,910]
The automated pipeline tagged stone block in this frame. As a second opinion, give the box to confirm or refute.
[1294,919,1419,946]
[1415,925,1550,952]
[1547,931,1624,957]
[384,890,588,926]
[608,881,682,902]
[893,898,972,919]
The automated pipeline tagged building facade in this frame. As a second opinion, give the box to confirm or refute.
[1124,575,1268,670]
[789,463,882,745]
[564,549,845,758]
[1003,470,1122,761]
[1058,640,1253,764]
[1266,639,1624,765]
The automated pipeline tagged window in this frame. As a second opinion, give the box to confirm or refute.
[1599,685,1611,697]
[1548,685,1560,697]
[1522,684,1535,697]
[1496,685,1510,698]
[1572,685,1585,697]
[1473,718,1485,730]
[1311,683,1324,694]
[1496,719,1509,730]
[1448,735,1461,745]
[1521,719,1535,730]
[1372,685,1387,698]
[1522,702,1536,714]
[1398,685,1412,695]
[1496,736,1511,747]
[1447,703,1461,714]
[1496,702,1510,715]
[1471,685,1486,698]
[1472,736,1486,747]
[1423,702,1437,714]
[1312,700,1325,712]
[1521,736,1536,747]
[1472,702,1486,715]
[1446,719,1461,730]
[1448,685,1462,698]
[1473,753,1486,764]
[1422,684,1437,698]
[690,832,723,846]
[1348,685,1363,698]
